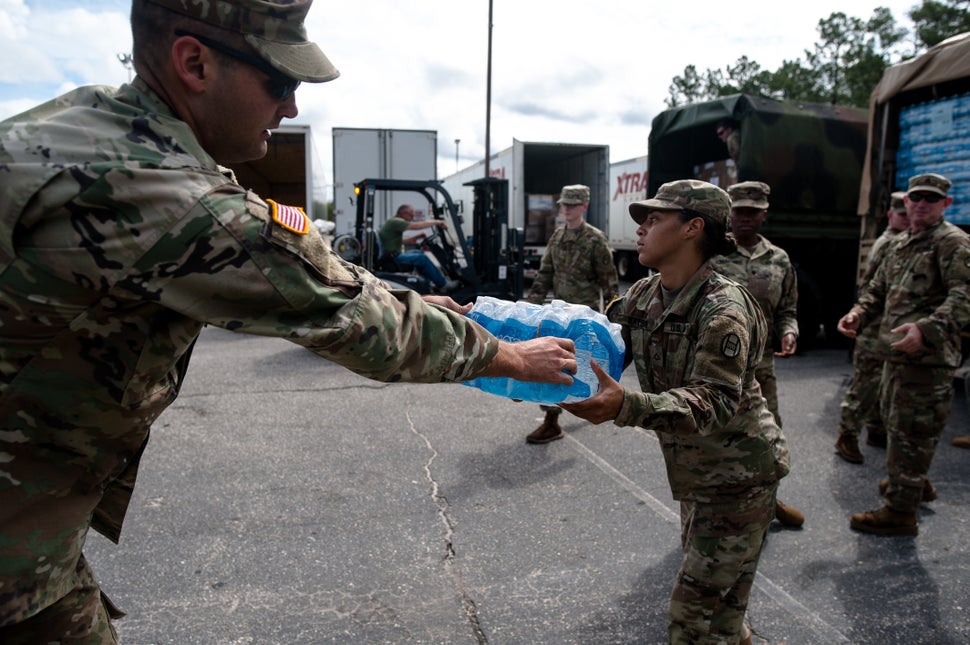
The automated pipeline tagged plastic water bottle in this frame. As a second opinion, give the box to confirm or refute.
[462,297,625,404]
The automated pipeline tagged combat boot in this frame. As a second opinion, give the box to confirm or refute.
[952,435,970,449]
[865,431,887,448]
[879,477,937,502]
[526,411,564,444]
[774,499,805,527]
[849,505,918,536]
[834,433,864,464]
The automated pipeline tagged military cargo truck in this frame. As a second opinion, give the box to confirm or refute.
[858,32,970,244]
[648,94,869,347]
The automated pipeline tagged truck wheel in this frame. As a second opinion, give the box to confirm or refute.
[615,252,634,280]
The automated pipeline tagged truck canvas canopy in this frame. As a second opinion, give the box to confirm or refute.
[860,32,970,224]
[649,94,868,216]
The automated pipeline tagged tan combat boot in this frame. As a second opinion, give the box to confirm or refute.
[526,411,564,444]
[953,435,970,449]
[849,505,918,536]
[775,499,805,527]
[835,433,864,464]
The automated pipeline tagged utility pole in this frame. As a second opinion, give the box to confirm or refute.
[117,53,133,82]
[484,0,493,178]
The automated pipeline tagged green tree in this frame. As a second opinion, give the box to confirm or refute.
[664,6,909,107]
[910,0,970,47]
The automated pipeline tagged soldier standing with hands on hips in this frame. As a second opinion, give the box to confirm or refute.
[0,1,577,641]
[524,184,619,444]
[838,173,970,536]
[563,179,789,645]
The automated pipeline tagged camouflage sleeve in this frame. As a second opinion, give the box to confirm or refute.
[855,250,889,327]
[593,233,619,303]
[776,258,798,339]
[133,186,500,383]
[527,229,559,304]
[916,232,970,351]
[614,306,749,436]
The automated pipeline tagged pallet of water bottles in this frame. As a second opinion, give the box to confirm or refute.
[895,92,970,225]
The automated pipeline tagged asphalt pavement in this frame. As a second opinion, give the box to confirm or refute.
[86,326,970,645]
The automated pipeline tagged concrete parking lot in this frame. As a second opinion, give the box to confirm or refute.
[87,326,970,644]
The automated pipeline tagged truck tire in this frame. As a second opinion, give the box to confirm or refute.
[615,251,640,280]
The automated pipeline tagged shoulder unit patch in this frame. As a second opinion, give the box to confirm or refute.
[267,199,309,235]
[720,332,741,358]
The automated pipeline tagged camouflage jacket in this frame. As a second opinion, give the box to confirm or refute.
[857,219,970,367]
[853,226,906,356]
[0,80,498,626]
[607,265,790,502]
[708,235,798,347]
[527,222,618,311]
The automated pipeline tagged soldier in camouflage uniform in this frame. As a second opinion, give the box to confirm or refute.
[0,1,578,641]
[524,184,619,443]
[834,192,909,464]
[709,181,803,528]
[839,173,970,536]
[563,180,790,645]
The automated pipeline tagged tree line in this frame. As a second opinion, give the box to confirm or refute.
[666,0,970,108]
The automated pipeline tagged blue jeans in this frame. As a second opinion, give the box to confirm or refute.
[395,250,446,287]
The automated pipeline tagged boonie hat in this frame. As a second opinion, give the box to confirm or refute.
[890,191,906,214]
[629,179,730,226]
[146,0,339,82]
[907,173,951,197]
[728,181,770,210]
[557,184,590,205]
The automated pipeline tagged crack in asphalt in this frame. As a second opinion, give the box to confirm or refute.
[406,406,488,644]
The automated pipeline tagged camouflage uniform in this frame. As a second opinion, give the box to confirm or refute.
[527,226,618,310]
[0,79,500,635]
[609,264,789,644]
[854,177,970,514]
[837,223,906,440]
[526,185,618,435]
[709,235,797,426]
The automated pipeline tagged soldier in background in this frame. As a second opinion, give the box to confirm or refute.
[0,0,577,640]
[716,119,741,164]
[838,173,970,536]
[834,192,910,464]
[563,180,789,645]
[709,181,804,528]
[524,184,619,444]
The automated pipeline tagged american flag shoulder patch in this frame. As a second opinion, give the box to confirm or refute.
[267,199,309,235]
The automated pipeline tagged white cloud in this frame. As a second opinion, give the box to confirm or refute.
[1,0,918,196]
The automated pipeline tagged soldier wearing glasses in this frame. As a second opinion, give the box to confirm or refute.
[0,1,578,640]
[838,173,970,536]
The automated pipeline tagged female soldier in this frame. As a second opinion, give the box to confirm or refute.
[563,179,790,645]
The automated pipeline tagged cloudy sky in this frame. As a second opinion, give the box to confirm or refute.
[1,0,919,201]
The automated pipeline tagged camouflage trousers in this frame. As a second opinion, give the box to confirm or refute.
[670,485,777,645]
[881,361,955,513]
[0,554,120,645]
[837,351,885,437]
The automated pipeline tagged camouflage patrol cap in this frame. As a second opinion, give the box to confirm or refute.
[146,0,339,83]
[907,173,952,197]
[557,184,590,205]
[727,181,770,210]
[890,191,907,214]
[628,179,730,226]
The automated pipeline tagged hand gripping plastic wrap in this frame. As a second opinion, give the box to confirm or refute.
[462,297,625,404]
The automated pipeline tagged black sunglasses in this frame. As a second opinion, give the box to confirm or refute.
[175,30,301,100]
[908,192,943,204]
